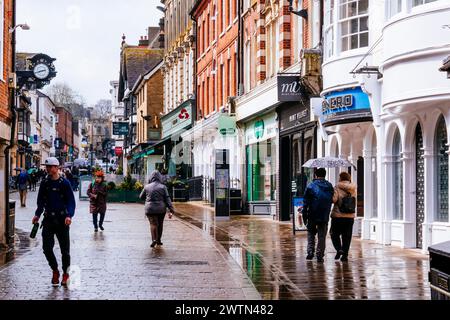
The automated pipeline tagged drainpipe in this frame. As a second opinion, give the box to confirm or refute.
[4,0,17,248]
[237,0,243,97]
[189,13,197,121]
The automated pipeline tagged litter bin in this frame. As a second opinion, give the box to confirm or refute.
[428,241,450,300]
[7,201,16,245]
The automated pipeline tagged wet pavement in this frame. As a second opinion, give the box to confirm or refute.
[0,191,431,300]
[174,202,431,300]
[0,192,260,300]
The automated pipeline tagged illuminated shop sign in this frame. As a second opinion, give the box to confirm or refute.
[322,87,372,126]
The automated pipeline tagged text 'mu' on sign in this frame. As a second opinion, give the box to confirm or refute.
[277,75,303,102]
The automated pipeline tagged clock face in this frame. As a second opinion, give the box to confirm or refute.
[33,63,50,80]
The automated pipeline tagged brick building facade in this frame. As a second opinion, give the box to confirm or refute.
[1,0,15,246]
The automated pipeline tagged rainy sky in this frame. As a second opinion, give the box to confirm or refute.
[16,0,163,105]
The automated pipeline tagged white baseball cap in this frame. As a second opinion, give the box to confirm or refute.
[43,157,60,166]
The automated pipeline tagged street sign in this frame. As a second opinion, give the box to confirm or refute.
[113,122,129,135]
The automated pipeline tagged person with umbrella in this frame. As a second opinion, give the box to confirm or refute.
[302,168,334,263]
[330,171,357,262]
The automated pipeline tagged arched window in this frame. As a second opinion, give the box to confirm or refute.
[435,116,449,222]
[392,128,403,220]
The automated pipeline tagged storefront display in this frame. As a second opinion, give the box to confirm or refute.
[244,113,278,215]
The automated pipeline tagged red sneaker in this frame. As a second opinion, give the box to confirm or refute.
[61,273,69,287]
[52,270,60,286]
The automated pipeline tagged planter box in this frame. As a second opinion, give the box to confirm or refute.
[107,189,144,203]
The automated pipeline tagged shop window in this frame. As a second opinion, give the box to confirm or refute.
[392,128,403,220]
[435,116,449,222]
[246,139,277,201]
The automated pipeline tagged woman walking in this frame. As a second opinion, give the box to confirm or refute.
[140,170,174,248]
[87,170,108,232]
[330,172,357,262]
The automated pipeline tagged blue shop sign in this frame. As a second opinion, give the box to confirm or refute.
[322,87,372,126]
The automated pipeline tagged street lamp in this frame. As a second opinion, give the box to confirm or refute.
[9,23,30,33]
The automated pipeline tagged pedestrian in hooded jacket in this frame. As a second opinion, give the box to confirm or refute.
[330,172,357,262]
[87,170,108,232]
[139,170,175,248]
[302,168,334,263]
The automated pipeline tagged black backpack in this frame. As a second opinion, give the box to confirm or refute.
[339,191,356,214]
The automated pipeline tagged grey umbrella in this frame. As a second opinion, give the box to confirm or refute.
[302,156,356,169]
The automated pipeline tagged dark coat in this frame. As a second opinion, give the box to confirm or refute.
[140,171,174,215]
[302,178,334,223]
[87,181,108,214]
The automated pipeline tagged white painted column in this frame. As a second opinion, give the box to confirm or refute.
[402,150,416,248]
[382,155,395,245]
[362,149,374,240]
[422,147,436,252]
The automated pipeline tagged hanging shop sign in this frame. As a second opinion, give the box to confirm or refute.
[277,75,305,102]
[322,87,372,126]
[218,114,237,136]
[113,122,129,135]
[161,99,194,139]
[245,113,277,145]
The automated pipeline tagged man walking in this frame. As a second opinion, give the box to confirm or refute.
[17,169,30,207]
[302,168,334,263]
[32,157,76,287]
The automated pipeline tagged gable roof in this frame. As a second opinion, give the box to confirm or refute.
[118,46,163,101]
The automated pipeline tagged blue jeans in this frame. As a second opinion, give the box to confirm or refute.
[307,221,328,259]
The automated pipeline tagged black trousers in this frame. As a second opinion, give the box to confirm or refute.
[42,217,70,273]
[330,218,354,256]
[93,212,105,229]
[147,214,166,243]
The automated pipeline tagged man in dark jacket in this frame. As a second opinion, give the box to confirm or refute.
[302,168,334,262]
[140,171,175,248]
[32,157,76,287]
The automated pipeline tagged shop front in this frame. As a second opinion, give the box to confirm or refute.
[278,100,316,222]
[160,99,195,179]
[244,112,278,216]
[321,86,373,237]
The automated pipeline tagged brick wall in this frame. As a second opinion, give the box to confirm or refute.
[0,0,13,130]
[194,0,239,119]
[55,107,73,147]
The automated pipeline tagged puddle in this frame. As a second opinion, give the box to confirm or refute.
[174,211,307,300]
[0,229,37,268]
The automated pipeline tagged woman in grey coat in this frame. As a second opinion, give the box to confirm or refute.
[139,171,175,248]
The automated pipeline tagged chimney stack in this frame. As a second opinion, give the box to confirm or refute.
[139,35,149,47]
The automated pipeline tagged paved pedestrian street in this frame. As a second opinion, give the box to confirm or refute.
[0,191,260,300]
[0,191,432,300]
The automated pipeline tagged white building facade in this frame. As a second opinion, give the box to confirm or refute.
[321,0,450,251]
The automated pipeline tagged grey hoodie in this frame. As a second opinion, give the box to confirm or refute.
[139,171,174,215]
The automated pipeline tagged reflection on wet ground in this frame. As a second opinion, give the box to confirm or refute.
[0,230,38,269]
[174,203,431,300]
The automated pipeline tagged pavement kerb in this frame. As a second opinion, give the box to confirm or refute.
[171,214,262,300]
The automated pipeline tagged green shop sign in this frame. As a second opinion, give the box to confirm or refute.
[254,120,265,139]
[218,114,237,136]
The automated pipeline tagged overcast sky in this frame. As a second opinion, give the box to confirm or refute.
[17,0,163,105]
